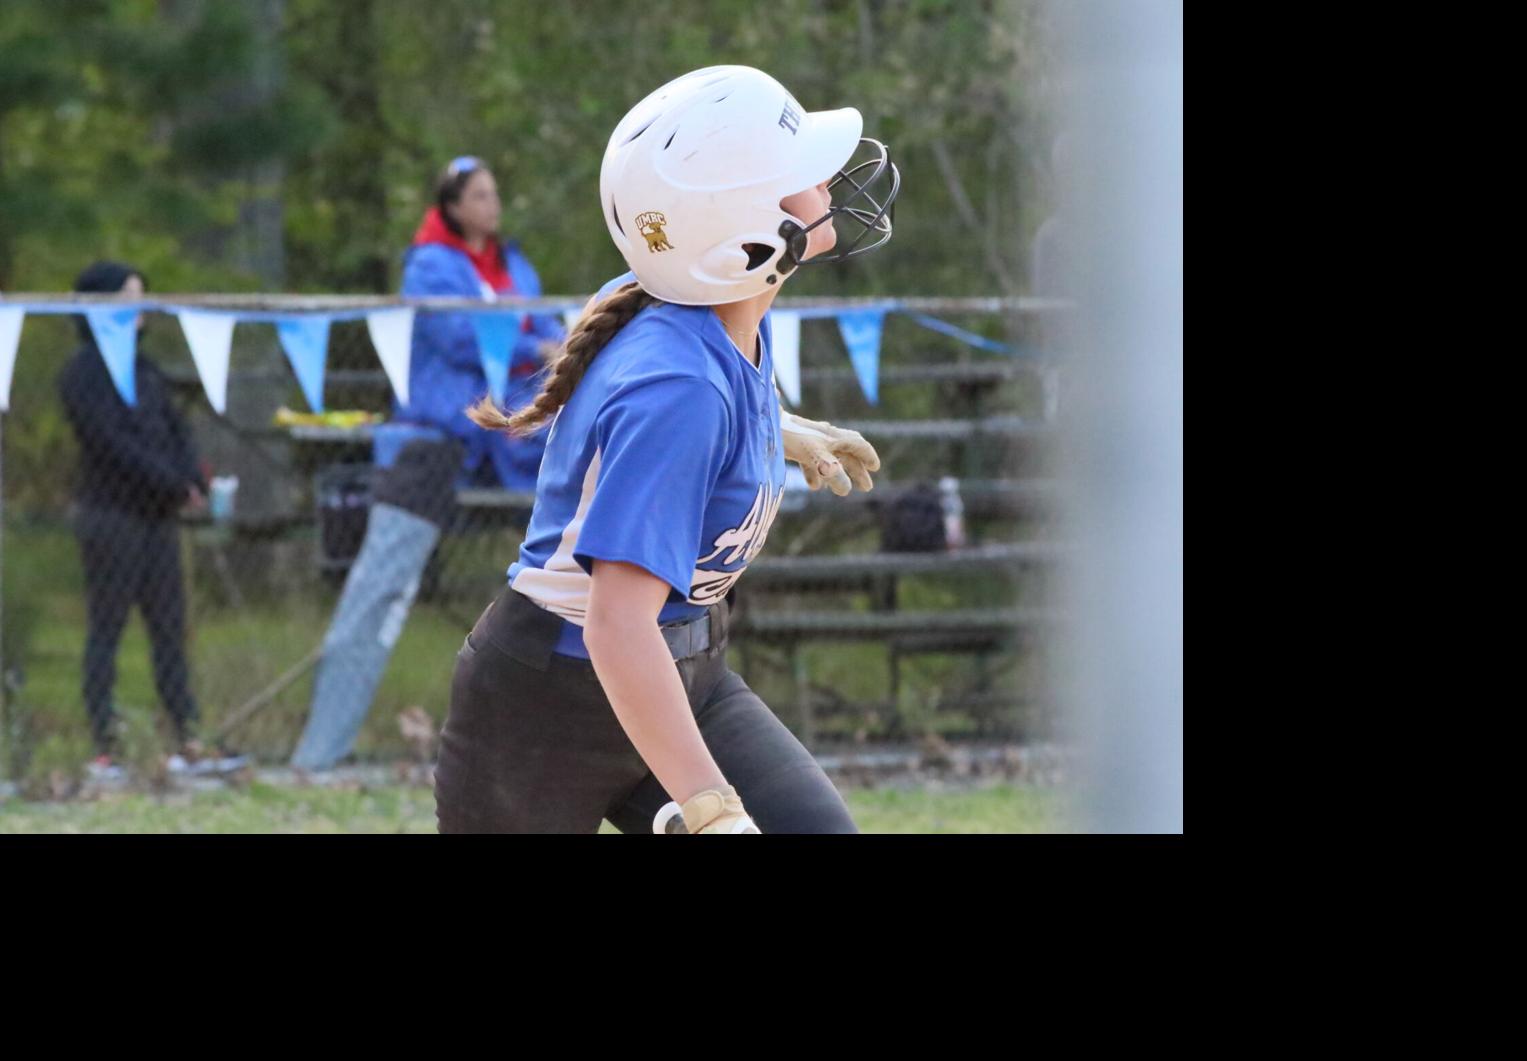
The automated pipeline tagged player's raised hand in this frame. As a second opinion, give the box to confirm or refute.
[781,413,880,496]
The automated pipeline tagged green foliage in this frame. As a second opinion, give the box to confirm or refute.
[0,0,313,289]
[1,0,1056,293]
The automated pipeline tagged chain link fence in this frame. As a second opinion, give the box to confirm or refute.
[0,297,1066,809]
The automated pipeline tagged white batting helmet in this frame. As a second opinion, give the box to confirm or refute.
[599,65,899,306]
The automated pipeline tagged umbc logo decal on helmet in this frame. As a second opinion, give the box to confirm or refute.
[635,211,674,253]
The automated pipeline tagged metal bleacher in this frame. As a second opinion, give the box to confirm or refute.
[178,330,1062,746]
[720,352,1062,747]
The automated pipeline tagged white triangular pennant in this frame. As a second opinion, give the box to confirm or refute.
[366,308,415,406]
[176,310,236,414]
[0,307,23,412]
[770,310,801,407]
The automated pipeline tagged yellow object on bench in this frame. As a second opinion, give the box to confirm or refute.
[272,407,384,429]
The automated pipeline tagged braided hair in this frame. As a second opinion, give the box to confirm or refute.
[467,281,661,436]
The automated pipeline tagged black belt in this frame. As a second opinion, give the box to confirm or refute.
[659,612,715,661]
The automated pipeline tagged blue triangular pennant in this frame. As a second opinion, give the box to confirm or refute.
[86,308,140,407]
[470,311,525,407]
[837,309,886,405]
[276,316,332,413]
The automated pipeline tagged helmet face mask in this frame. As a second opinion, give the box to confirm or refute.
[779,137,900,273]
[600,66,901,306]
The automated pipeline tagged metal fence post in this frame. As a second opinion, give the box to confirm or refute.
[1,409,8,782]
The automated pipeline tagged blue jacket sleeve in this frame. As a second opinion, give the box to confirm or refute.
[402,245,480,372]
[506,245,566,361]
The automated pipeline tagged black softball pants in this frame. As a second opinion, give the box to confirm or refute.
[75,505,198,753]
[434,586,857,834]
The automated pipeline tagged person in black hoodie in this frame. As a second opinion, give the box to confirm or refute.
[57,261,207,775]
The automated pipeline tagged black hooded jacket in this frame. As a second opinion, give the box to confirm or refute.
[57,262,206,518]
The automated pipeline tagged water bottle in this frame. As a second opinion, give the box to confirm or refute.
[209,475,239,525]
[939,476,966,550]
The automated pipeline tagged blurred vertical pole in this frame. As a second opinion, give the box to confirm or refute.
[1057,2,1183,831]
[0,120,10,287]
[0,101,7,778]
[237,0,288,288]
[1,410,8,781]
[324,0,391,292]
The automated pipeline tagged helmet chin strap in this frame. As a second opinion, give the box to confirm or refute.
[770,219,811,283]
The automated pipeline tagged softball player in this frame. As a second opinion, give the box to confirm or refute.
[433,65,900,834]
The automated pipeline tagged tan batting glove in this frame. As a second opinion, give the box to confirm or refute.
[657,785,761,834]
[781,412,881,496]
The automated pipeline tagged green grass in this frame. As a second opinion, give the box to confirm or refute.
[0,781,441,834]
[842,784,1064,833]
[3,520,1047,792]
[0,781,1067,834]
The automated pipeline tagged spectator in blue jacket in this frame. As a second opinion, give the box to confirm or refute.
[291,155,565,772]
[382,154,566,489]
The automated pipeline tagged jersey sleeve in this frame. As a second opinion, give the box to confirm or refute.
[573,376,732,599]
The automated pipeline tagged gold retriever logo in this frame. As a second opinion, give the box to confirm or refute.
[635,211,674,253]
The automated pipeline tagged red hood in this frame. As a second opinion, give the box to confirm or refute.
[411,207,513,294]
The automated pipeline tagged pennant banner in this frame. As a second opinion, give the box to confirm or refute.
[86,308,140,407]
[837,309,886,406]
[771,310,801,407]
[470,311,525,407]
[906,312,1015,354]
[177,310,236,415]
[366,308,415,407]
[275,316,332,413]
[0,298,1021,416]
[0,307,23,412]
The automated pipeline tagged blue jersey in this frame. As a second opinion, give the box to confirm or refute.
[507,276,787,658]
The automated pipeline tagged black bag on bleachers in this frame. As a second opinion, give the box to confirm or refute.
[879,482,947,553]
[316,463,377,572]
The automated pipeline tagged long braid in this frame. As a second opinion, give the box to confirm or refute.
[467,281,660,437]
